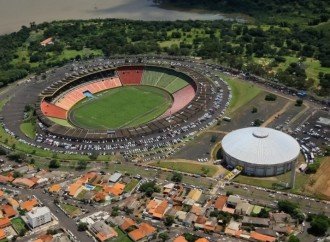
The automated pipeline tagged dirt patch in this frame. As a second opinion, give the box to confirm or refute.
[306,157,330,199]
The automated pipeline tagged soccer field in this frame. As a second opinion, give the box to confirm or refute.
[69,86,172,129]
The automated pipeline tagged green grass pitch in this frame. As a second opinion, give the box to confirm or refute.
[69,86,172,129]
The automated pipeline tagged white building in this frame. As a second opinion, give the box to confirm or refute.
[222,127,300,177]
[26,206,51,228]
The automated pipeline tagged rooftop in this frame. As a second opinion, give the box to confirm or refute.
[222,127,300,165]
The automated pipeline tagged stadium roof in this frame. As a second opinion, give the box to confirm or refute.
[222,127,300,165]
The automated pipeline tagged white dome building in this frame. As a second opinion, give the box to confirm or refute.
[222,127,300,177]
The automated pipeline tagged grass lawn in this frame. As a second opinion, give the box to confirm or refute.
[48,117,73,127]
[149,160,218,177]
[61,203,82,217]
[110,227,133,242]
[76,189,88,200]
[218,73,261,114]
[124,179,139,192]
[69,86,172,129]
[11,217,27,235]
[20,121,36,139]
[233,171,310,194]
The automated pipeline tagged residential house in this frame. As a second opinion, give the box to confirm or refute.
[2,204,17,218]
[40,37,53,46]
[109,173,122,183]
[119,217,136,232]
[0,217,10,228]
[128,222,156,242]
[89,221,118,242]
[242,216,270,227]
[250,231,276,242]
[146,198,169,220]
[235,202,253,216]
[214,195,227,210]
[12,178,35,188]
[20,198,38,211]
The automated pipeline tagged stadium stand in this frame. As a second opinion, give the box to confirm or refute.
[141,67,163,86]
[160,85,196,118]
[54,77,122,110]
[141,67,189,93]
[41,101,67,119]
[117,66,144,85]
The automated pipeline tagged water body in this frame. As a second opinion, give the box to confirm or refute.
[0,0,239,34]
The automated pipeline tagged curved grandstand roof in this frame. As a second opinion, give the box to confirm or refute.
[222,127,300,165]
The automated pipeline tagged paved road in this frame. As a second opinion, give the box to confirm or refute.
[1,185,91,242]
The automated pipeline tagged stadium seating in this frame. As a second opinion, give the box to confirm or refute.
[141,67,189,93]
[54,77,122,110]
[41,101,68,119]
[160,85,196,118]
[117,67,144,85]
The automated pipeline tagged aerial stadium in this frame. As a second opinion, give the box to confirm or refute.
[2,56,230,157]
[222,127,300,177]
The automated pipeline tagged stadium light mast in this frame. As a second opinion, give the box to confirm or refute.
[289,159,296,189]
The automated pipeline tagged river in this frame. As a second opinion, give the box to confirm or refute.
[0,0,242,35]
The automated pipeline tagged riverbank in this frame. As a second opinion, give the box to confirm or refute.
[0,0,230,35]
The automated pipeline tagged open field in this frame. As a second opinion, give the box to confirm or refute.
[305,157,330,200]
[149,159,219,177]
[70,86,172,129]
[218,73,261,114]
[233,167,310,194]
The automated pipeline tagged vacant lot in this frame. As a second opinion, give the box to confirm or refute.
[149,159,219,177]
[11,217,27,235]
[61,203,82,217]
[305,157,330,200]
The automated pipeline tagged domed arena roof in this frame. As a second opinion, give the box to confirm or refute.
[222,127,300,165]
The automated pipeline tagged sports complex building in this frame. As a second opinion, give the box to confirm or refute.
[222,127,300,177]
[2,56,229,156]
[37,64,208,139]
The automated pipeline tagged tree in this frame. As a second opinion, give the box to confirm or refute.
[171,172,183,183]
[253,119,263,126]
[258,208,269,218]
[89,152,98,160]
[13,171,22,178]
[139,181,160,197]
[77,222,88,231]
[288,235,300,242]
[77,160,87,170]
[278,200,304,223]
[265,93,277,101]
[210,134,217,143]
[307,214,330,236]
[295,99,303,106]
[158,232,169,242]
[49,159,60,169]
[251,107,258,113]
[164,215,175,227]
